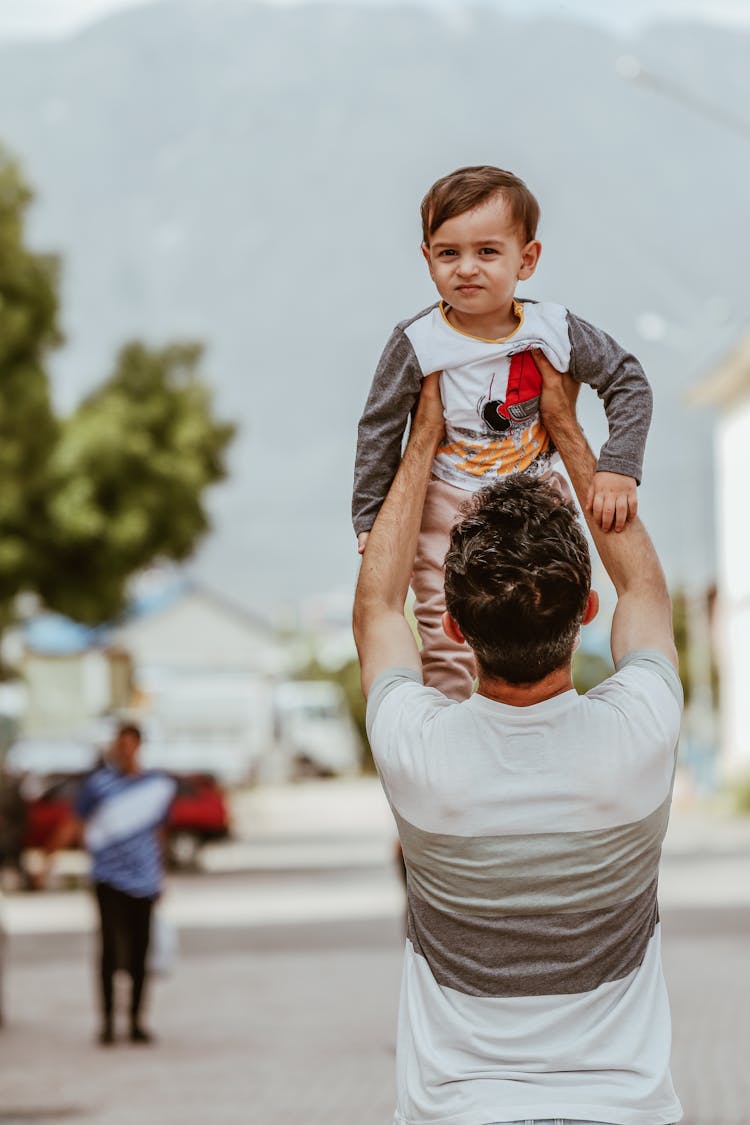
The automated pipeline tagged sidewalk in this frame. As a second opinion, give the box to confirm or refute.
[2,779,749,1125]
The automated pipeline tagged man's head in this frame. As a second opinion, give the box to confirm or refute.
[111,722,142,774]
[443,477,594,686]
[420,165,540,248]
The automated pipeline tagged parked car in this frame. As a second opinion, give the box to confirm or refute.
[20,770,230,870]
[165,774,231,868]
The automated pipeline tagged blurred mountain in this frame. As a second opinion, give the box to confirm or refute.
[0,1,747,612]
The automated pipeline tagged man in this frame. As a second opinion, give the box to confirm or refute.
[45,723,176,1046]
[352,365,682,1125]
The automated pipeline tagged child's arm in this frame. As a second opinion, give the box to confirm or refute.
[353,326,424,549]
[567,312,652,532]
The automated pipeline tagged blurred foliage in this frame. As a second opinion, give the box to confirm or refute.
[671,586,720,710]
[0,146,61,635]
[0,146,235,642]
[38,341,236,622]
[732,775,750,815]
[572,648,613,694]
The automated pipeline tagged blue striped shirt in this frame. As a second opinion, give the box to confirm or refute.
[76,766,177,898]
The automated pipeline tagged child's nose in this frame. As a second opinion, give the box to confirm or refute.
[456,255,479,276]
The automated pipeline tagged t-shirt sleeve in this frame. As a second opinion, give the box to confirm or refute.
[615,649,684,708]
[366,667,424,746]
[366,668,456,791]
[587,649,683,773]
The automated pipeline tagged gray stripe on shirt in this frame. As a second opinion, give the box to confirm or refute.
[395,796,669,917]
[406,877,659,997]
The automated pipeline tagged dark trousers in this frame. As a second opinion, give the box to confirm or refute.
[94,882,154,1028]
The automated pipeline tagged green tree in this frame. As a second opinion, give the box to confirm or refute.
[0,147,235,645]
[0,147,61,649]
[38,341,236,622]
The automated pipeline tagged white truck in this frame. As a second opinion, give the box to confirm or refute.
[273,680,362,779]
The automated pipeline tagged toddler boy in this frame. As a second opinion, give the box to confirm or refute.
[352,165,651,700]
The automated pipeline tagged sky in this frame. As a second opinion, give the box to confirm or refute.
[2,0,750,41]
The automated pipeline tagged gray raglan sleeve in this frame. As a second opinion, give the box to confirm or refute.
[352,326,423,535]
[567,311,653,484]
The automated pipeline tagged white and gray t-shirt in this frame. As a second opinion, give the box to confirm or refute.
[367,651,683,1125]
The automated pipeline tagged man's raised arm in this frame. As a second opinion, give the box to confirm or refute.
[535,352,678,671]
[352,373,445,697]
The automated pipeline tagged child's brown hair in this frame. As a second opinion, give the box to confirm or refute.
[420,166,540,246]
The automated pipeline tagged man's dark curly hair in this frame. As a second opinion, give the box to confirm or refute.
[444,476,591,685]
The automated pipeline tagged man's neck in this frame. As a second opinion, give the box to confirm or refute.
[476,664,575,707]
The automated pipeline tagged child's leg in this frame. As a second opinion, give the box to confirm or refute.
[411,477,476,701]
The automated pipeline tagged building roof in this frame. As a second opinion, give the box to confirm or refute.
[689,330,750,409]
[21,578,276,658]
[23,613,109,656]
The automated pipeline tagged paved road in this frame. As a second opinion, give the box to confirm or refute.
[2,779,749,1124]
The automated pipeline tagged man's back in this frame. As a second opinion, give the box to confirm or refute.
[368,652,683,1125]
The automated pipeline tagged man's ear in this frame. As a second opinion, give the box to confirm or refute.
[582,589,599,626]
[442,611,466,645]
[518,239,542,281]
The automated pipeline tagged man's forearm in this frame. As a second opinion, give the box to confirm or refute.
[352,375,444,700]
[536,356,676,668]
[547,408,598,518]
[544,392,666,602]
[354,407,442,621]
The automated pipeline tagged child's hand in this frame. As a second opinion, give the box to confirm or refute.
[588,471,637,532]
[357,531,370,555]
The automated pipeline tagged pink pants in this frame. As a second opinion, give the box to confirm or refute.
[411,476,477,701]
[411,471,572,701]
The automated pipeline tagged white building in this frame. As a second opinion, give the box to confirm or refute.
[112,582,293,782]
[692,333,750,777]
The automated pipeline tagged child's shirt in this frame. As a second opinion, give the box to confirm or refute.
[353,298,652,535]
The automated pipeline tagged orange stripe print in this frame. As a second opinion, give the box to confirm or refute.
[438,422,551,478]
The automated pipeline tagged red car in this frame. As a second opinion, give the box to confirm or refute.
[22,772,230,869]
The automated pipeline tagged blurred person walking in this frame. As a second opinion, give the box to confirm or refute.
[43,723,176,1046]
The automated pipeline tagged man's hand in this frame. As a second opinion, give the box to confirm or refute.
[357,531,370,555]
[589,471,637,533]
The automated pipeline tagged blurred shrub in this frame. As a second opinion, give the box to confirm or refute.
[731,775,750,815]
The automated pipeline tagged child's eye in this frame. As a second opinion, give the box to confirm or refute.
[438,249,457,257]
[479,247,499,255]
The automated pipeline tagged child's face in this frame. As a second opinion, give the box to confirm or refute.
[422,193,540,327]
